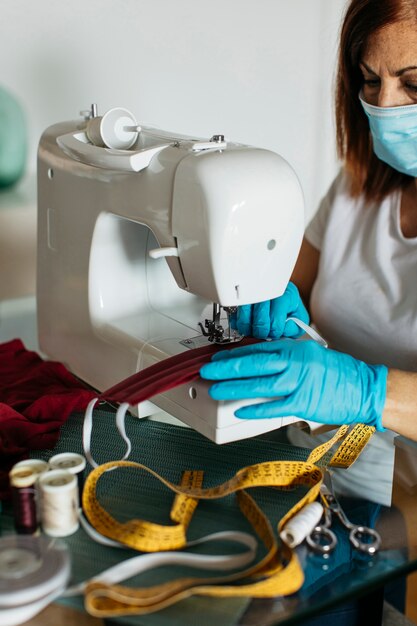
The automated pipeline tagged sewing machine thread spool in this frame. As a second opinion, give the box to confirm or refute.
[9,467,39,535]
[38,470,79,537]
[85,107,139,150]
[48,452,86,503]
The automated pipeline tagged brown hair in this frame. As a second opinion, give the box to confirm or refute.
[336,0,417,201]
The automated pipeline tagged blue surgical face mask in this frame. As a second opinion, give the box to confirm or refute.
[360,93,417,177]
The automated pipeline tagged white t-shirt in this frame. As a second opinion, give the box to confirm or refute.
[295,170,407,506]
[305,170,417,372]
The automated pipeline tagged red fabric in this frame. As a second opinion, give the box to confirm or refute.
[101,337,260,405]
[0,337,260,499]
[0,339,96,498]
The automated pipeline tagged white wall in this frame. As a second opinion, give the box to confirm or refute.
[0,0,347,300]
[1,0,347,219]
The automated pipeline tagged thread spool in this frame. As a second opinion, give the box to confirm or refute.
[0,535,70,626]
[12,459,49,476]
[38,470,79,537]
[9,468,38,535]
[48,452,86,503]
[12,460,49,523]
[86,107,139,150]
[280,502,324,548]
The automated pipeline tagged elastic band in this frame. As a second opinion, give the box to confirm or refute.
[83,400,131,468]
[287,316,328,348]
[83,398,100,468]
[64,526,257,596]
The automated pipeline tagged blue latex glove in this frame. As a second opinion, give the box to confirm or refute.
[230,282,309,339]
[200,339,388,430]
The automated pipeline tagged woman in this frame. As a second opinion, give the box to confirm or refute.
[200,0,417,443]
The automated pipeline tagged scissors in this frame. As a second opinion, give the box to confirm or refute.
[306,473,381,557]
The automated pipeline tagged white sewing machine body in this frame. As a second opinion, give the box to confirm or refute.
[37,113,304,443]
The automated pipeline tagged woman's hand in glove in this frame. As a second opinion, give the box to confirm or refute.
[230,282,309,339]
[200,339,388,430]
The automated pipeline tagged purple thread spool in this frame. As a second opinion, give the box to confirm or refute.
[12,459,49,522]
[9,467,38,534]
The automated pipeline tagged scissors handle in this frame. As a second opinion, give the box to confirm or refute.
[314,476,382,557]
[349,526,381,555]
[329,502,382,555]
[306,525,337,555]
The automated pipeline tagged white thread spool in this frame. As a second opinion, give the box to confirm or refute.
[12,459,49,476]
[48,453,86,504]
[38,470,79,537]
[280,502,324,548]
[86,107,139,150]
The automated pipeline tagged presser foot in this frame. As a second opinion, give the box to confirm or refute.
[197,304,243,345]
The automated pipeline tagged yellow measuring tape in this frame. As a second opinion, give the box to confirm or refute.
[82,424,375,617]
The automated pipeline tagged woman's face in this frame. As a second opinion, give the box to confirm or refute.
[360,20,417,107]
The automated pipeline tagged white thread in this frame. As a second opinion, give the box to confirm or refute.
[280,501,324,548]
[38,470,79,537]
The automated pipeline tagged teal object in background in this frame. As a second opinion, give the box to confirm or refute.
[0,86,27,188]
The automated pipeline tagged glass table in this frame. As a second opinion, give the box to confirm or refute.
[1,297,417,626]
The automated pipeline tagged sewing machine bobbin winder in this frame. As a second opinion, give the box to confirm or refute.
[37,104,304,443]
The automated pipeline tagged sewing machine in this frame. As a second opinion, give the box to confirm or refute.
[37,105,304,443]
